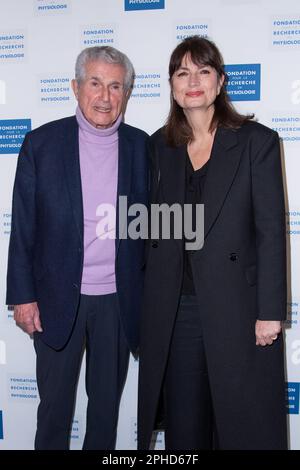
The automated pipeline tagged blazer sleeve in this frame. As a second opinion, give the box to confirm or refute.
[6,133,37,305]
[251,130,287,321]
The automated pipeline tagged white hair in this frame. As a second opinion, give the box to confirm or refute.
[75,46,134,91]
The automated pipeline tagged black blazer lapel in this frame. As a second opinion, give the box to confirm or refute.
[202,127,241,239]
[61,117,83,243]
[116,123,133,255]
[159,143,186,256]
[160,143,186,207]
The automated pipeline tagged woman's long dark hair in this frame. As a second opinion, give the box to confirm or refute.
[165,36,254,147]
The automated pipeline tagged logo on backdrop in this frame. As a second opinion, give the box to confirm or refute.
[0,411,3,439]
[70,417,83,446]
[271,115,300,143]
[38,75,73,105]
[35,0,70,14]
[285,300,300,329]
[6,306,14,322]
[225,64,260,101]
[80,24,116,47]
[0,30,26,62]
[0,340,6,365]
[0,120,31,155]
[0,80,5,105]
[286,382,300,414]
[131,72,162,101]
[1,211,11,237]
[124,0,165,11]
[174,21,212,42]
[8,375,39,402]
[286,210,300,237]
[272,17,300,48]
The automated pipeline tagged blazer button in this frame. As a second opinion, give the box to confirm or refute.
[152,241,158,248]
[229,252,238,262]
[73,283,79,289]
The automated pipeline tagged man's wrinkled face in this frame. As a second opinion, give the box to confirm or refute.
[72,60,128,128]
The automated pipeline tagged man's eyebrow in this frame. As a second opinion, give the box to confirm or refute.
[88,76,122,85]
[88,75,100,81]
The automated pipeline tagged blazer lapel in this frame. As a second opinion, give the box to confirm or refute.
[62,117,83,243]
[159,143,186,255]
[160,143,186,207]
[202,127,241,239]
[116,123,133,255]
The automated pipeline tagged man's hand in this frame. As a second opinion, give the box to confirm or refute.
[14,302,43,335]
[255,320,282,346]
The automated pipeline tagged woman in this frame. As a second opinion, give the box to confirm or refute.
[138,36,287,450]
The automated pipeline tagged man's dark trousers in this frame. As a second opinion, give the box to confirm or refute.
[34,293,129,450]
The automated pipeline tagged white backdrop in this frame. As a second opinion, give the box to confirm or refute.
[0,0,300,450]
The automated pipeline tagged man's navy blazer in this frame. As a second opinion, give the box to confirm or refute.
[6,116,148,353]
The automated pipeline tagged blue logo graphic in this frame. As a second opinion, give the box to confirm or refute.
[286,210,300,237]
[286,382,300,414]
[81,25,115,47]
[9,375,38,401]
[272,115,300,143]
[225,64,261,101]
[39,77,72,105]
[70,418,80,442]
[125,0,165,11]
[0,411,3,439]
[1,211,11,237]
[0,119,31,154]
[272,18,300,48]
[132,72,161,100]
[36,1,69,13]
[176,22,210,42]
[285,300,299,327]
[7,305,14,321]
[0,31,26,61]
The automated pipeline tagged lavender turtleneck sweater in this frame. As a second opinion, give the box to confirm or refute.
[76,106,121,295]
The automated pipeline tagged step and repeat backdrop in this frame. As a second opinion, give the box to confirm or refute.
[0,0,300,450]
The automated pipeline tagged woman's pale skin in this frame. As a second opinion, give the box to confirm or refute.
[171,53,282,347]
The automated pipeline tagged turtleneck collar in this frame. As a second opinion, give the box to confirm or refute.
[76,105,122,143]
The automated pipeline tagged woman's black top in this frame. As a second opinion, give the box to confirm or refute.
[181,153,210,295]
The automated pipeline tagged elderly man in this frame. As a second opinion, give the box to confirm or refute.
[6,46,148,450]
